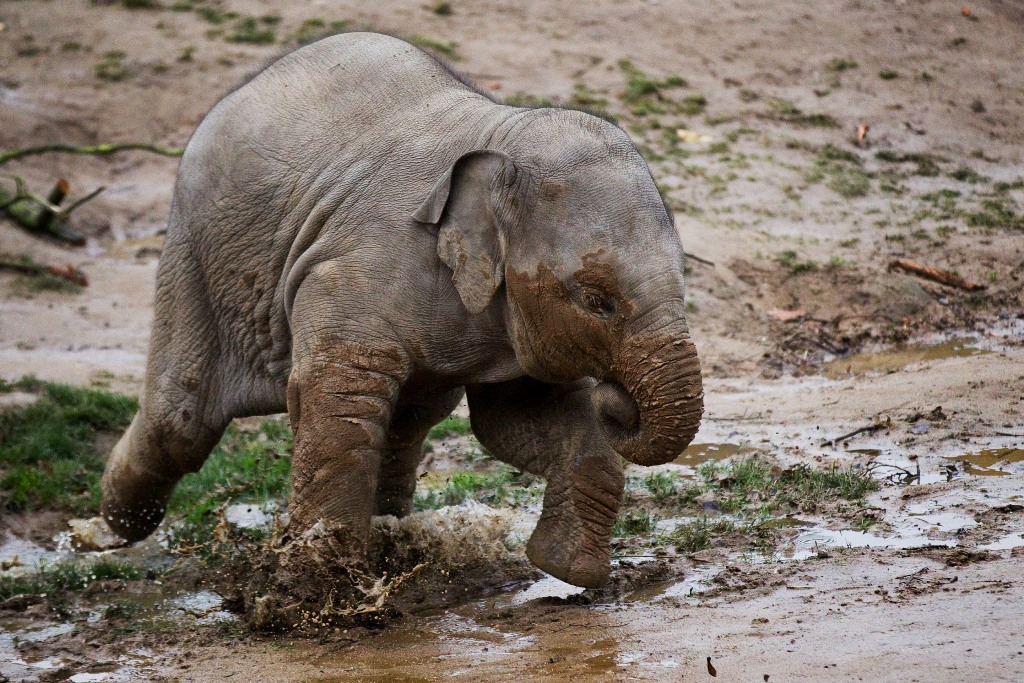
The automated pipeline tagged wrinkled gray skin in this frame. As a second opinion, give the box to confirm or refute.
[101,32,703,588]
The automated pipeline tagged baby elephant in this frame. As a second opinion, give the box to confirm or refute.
[101,32,703,588]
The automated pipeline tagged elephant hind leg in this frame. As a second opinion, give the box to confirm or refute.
[375,387,465,518]
[101,256,233,541]
[101,397,228,541]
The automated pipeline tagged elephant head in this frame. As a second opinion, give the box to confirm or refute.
[413,111,703,468]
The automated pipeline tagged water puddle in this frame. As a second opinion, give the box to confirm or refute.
[507,575,585,604]
[623,565,723,603]
[0,535,64,576]
[943,448,1024,477]
[783,527,955,561]
[823,337,988,378]
[672,442,752,466]
[979,533,1024,551]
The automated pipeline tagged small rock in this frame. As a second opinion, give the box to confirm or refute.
[68,517,125,552]
[0,593,45,611]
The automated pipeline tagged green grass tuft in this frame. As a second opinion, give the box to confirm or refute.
[407,35,461,61]
[826,57,859,72]
[618,60,687,111]
[613,508,657,537]
[0,557,140,602]
[670,516,736,553]
[427,414,472,440]
[226,17,276,45]
[0,378,137,513]
[413,465,539,511]
[166,418,293,546]
[777,250,818,274]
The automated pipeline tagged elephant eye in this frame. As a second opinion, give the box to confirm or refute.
[580,289,616,319]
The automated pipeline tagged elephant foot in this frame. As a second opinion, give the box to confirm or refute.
[101,447,174,542]
[525,512,611,588]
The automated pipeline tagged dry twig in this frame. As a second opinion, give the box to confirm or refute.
[0,254,88,287]
[888,258,986,292]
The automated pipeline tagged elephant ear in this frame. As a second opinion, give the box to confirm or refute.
[412,150,518,315]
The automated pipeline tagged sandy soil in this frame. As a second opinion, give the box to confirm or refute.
[2,0,1024,681]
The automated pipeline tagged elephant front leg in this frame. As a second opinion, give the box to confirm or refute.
[466,378,625,588]
[286,338,410,557]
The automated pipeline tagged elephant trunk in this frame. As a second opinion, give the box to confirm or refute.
[592,330,703,466]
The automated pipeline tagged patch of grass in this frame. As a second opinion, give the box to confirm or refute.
[291,18,349,44]
[777,250,817,274]
[642,471,678,503]
[618,60,687,116]
[679,93,707,116]
[413,465,539,511]
[619,60,686,102]
[767,100,839,128]
[949,166,989,184]
[964,198,1024,231]
[0,379,137,514]
[226,17,276,45]
[640,470,702,507]
[0,557,140,602]
[826,57,859,72]
[407,35,461,61]
[427,415,472,440]
[95,51,130,81]
[504,92,554,108]
[166,418,292,545]
[874,150,945,176]
[810,145,870,197]
[432,1,454,15]
[613,508,657,537]
[670,517,736,553]
[699,457,876,515]
[817,145,862,165]
[827,167,871,198]
[878,69,899,80]
[566,84,617,123]
[196,5,225,24]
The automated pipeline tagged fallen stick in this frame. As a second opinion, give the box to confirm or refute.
[1,177,88,245]
[0,254,88,287]
[0,142,183,166]
[684,251,715,267]
[888,258,986,292]
[822,417,890,447]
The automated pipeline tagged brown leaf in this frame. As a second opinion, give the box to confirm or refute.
[707,657,717,677]
[767,308,806,322]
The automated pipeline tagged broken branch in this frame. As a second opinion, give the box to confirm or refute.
[888,258,986,292]
[822,417,891,447]
[0,175,88,245]
[0,254,88,287]
[684,251,715,267]
[0,142,183,166]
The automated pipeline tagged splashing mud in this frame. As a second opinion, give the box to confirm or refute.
[202,504,539,633]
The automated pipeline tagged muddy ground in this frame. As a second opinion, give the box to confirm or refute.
[2,0,1024,681]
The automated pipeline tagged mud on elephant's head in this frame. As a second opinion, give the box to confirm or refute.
[413,113,703,465]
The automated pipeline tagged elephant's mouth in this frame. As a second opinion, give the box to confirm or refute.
[592,381,641,438]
